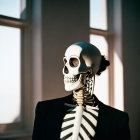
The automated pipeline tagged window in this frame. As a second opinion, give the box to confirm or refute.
[0,0,26,19]
[90,0,124,110]
[0,0,32,138]
[90,34,109,105]
[0,26,21,124]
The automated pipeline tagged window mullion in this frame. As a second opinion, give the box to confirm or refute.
[0,15,27,28]
[90,28,112,37]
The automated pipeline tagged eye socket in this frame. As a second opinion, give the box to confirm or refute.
[69,57,79,67]
[63,57,67,64]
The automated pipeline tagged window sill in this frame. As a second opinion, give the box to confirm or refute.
[0,130,32,140]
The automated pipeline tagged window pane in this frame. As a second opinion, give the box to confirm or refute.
[114,52,124,111]
[90,0,107,30]
[0,26,21,124]
[0,0,26,19]
[90,34,109,105]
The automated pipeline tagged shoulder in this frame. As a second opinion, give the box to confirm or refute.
[35,94,71,113]
[38,96,66,106]
[99,101,129,122]
[99,102,130,139]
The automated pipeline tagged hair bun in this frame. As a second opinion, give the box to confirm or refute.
[96,55,110,75]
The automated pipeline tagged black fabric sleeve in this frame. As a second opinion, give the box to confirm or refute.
[32,102,41,140]
[118,113,131,140]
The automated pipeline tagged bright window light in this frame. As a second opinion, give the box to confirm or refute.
[90,0,107,30]
[0,26,21,124]
[0,0,26,19]
[114,52,124,111]
[90,34,109,105]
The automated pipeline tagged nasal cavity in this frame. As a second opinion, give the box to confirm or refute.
[64,66,69,74]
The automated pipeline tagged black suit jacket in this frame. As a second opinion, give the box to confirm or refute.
[32,94,130,140]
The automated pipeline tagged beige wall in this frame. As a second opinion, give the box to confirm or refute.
[42,0,89,100]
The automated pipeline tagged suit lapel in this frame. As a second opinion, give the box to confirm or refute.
[42,97,67,140]
[93,100,113,140]
[51,94,74,139]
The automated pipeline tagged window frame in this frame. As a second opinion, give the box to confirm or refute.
[0,0,33,138]
[89,0,115,107]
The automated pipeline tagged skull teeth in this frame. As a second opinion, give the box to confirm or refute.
[64,74,80,83]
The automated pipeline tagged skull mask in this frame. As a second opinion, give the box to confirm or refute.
[63,42,101,92]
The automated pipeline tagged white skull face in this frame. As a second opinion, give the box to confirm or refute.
[63,42,101,91]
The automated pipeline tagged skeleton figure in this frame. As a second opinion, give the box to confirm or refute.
[60,42,107,140]
[32,42,130,140]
